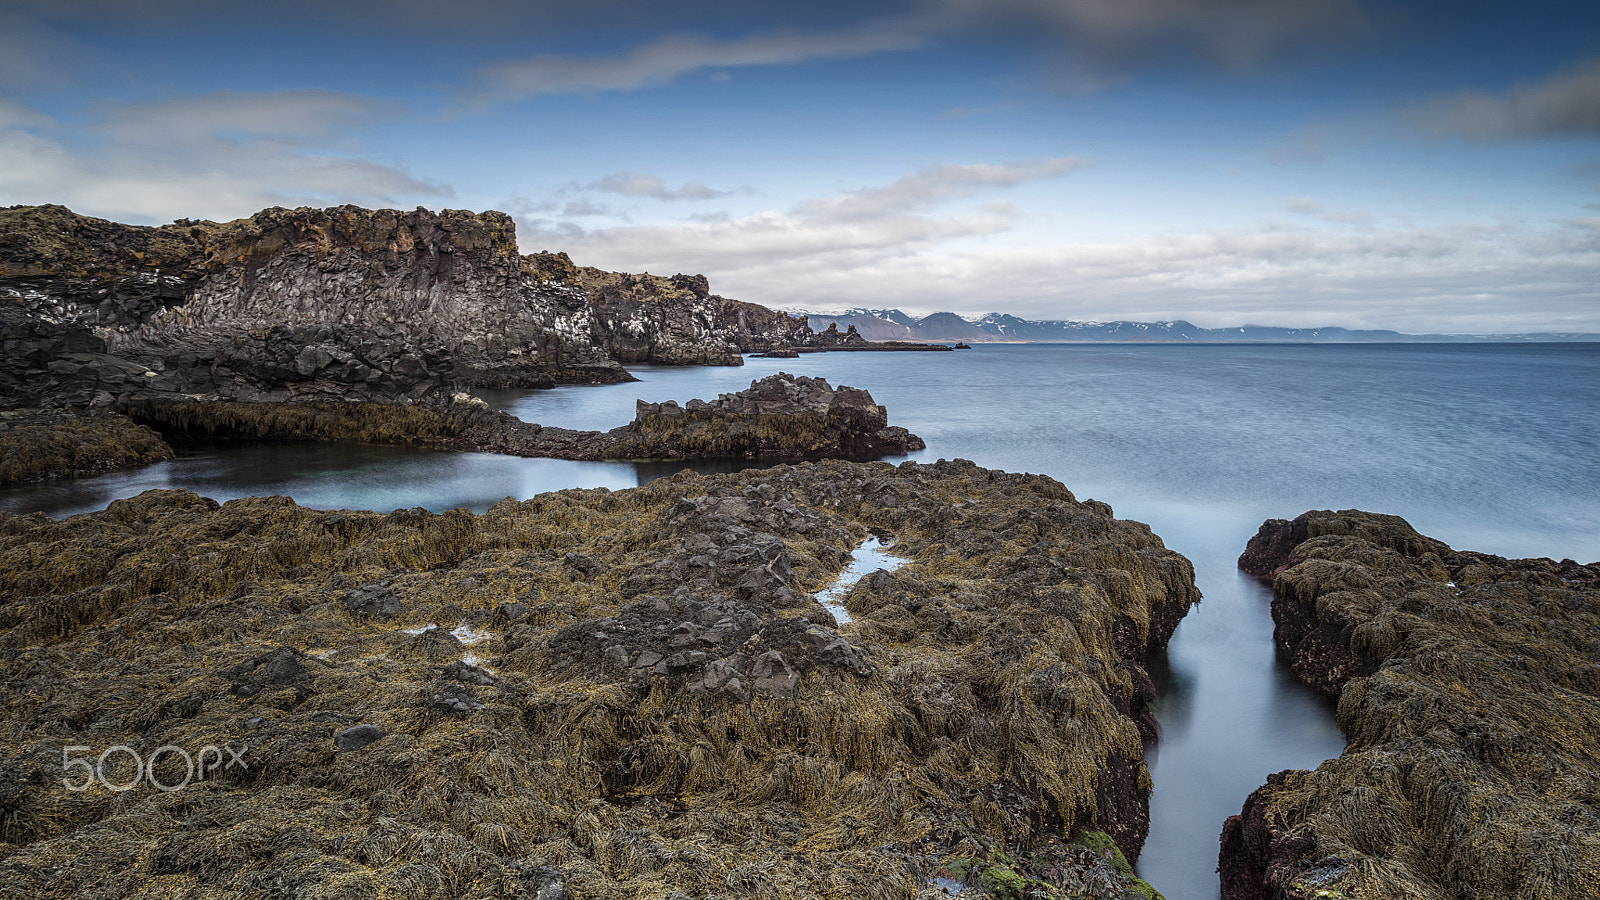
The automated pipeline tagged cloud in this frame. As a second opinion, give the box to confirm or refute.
[585,172,731,201]
[0,92,446,224]
[930,0,1369,71]
[798,157,1091,220]
[1409,60,1600,139]
[474,21,925,101]
[96,90,393,146]
[515,157,1078,271]
[1286,196,1370,225]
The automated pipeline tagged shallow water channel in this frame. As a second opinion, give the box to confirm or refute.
[815,537,906,624]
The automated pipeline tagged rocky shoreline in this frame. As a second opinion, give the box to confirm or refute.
[0,373,923,484]
[1220,510,1600,899]
[0,457,1196,899]
[114,373,919,466]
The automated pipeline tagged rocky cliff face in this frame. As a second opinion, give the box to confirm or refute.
[1,206,823,409]
[1221,510,1600,900]
[1,205,633,406]
[571,264,744,366]
[526,252,815,361]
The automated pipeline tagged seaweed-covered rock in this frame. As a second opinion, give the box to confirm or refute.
[0,458,1196,899]
[0,407,174,482]
[1222,510,1600,900]
[121,372,925,462]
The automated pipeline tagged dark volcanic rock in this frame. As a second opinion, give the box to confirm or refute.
[0,205,639,405]
[526,252,817,359]
[0,458,1197,899]
[1221,509,1600,900]
[807,322,954,351]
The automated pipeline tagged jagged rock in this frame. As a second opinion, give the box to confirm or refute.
[749,650,800,697]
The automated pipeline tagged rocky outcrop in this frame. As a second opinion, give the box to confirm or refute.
[526,252,816,361]
[615,373,922,459]
[121,373,925,464]
[1221,510,1600,900]
[567,265,744,366]
[808,322,953,351]
[1,205,631,407]
[0,457,1198,899]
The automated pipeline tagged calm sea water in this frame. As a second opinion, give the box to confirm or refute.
[4,344,1597,899]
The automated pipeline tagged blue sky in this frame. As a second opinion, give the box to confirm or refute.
[2,0,1596,332]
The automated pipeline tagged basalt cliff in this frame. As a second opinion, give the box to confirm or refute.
[0,204,819,408]
[1221,511,1600,900]
[0,458,1196,899]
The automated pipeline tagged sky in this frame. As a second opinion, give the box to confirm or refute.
[1,0,1597,333]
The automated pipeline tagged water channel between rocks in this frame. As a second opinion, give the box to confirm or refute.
[815,537,907,624]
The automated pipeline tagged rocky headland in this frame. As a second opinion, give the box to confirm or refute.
[1,204,954,416]
[0,204,632,407]
[1220,510,1600,899]
[0,457,1197,899]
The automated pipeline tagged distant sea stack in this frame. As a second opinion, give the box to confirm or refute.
[1222,510,1600,900]
[0,204,819,408]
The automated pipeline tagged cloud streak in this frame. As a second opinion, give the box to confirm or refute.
[475,22,925,101]
[799,157,1092,220]
[932,0,1369,69]
[1409,60,1600,139]
[585,172,731,201]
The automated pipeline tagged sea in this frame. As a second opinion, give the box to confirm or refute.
[4,343,1597,899]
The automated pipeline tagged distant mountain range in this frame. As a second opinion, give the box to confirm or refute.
[788,308,1600,343]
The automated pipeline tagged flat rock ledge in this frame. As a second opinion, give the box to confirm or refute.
[1220,510,1600,900]
[0,457,1196,899]
[119,372,924,466]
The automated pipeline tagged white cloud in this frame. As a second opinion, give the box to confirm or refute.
[798,157,1091,220]
[0,93,447,224]
[1409,60,1600,139]
[585,172,730,201]
[474,22,925,101]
